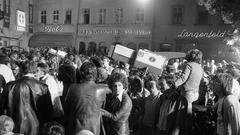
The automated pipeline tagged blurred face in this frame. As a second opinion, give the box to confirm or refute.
[0,121,13,135]
[146,81,157,94]
[103,59,109,67]
[35,67,44,80]
[112,81,125,96]
[209,79,222,97]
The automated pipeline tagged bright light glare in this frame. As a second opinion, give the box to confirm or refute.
[138,0,149,5]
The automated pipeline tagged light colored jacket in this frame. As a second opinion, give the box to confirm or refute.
[175,62,203,103]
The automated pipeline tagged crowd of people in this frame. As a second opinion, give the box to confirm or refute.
[0,47,240,135]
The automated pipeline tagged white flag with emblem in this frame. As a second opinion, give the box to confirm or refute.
[135,49,167,69]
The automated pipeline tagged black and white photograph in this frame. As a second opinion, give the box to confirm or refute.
[0,0,240,135]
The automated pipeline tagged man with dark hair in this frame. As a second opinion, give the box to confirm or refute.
[58,59,76,103]
[65,62,110,135]
[0,60,53,135]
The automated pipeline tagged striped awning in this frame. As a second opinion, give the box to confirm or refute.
[29,33,73,47]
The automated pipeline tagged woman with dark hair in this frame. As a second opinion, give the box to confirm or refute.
[170,49,204,135]
[210,73,240,135]
[102,73,132,135]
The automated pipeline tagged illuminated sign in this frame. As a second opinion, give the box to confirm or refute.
[78,29,151,36]
[16,10,26,31]
[40,25,63,32]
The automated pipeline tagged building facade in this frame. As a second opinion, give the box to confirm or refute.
[152,0,233,59]
[0,0,33,49]
[30,0,154,54]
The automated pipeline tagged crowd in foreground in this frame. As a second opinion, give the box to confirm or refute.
[0,47,240,135]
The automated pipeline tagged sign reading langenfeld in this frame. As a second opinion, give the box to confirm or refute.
[177,29,234,38]
[78,29,151,35]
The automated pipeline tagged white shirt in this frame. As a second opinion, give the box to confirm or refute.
[0,64,15,83]
[42,74,60,104]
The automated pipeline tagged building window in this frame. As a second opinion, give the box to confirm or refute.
[83,8,90,24]
[99,8,106,24]
[115,8,123,24]
[197,6,208,25]
[172,5,184,24]
[29,4,33,33]
[41,10,47,24]
[29,4,33,24]
[53,10,59,23]
[136,8,144,23]
[65,9,72,24]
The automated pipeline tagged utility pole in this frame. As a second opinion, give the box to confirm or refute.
[74,0,80,53]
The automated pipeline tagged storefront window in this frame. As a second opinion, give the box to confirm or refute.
[79,42,86,54]
[87,42,97,56]
[99,42,108,55]
[139,42,149,49]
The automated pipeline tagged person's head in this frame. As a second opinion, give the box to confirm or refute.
[185,49,203,64]
[145,74,159,93]
[78,61,97,81]
[102,56,110,68]
[96,67,108,83]
[210,73,236,98]
[0,115,14,135]
[175,59,179,63]
[217,63,223,68]
[211,60,215,65]
[0,55,10,65]
[36,63,49,79]
[41,121,64,135]
[129,75,144,94]
[20,60,38,75]
[108,73,128,96]
[111,68,128,77]
[10,52,18,60]
[158,77,170,91]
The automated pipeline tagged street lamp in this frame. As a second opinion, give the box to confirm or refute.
[138,0,150,5]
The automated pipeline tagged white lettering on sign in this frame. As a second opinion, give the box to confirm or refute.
[40,25,63,32]
[78,29,151,35]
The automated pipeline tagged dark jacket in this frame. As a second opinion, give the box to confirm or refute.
[58,64,76,102]
[0,76,53,135]
[102,92,132,135]
[64,81,110,135]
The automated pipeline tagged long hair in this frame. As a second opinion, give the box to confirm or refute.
[185,49,203,64]
[211,73,233,96]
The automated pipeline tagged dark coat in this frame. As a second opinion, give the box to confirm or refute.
[57,64,76,102]
[102,92,132,135]
[64,81,110,135]
[0,76,53,135]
